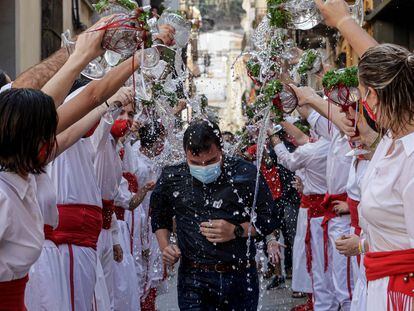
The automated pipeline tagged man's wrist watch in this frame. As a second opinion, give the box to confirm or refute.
[234,224,244,238]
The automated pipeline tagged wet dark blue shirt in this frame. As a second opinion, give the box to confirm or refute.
[150,157,280,264]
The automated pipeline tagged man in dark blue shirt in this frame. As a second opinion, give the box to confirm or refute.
[150,120,281,310]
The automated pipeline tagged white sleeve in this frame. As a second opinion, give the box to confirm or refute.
[402,178,414,247]
[0,193,10,241]
[307,110,337,141]
[90,109,121,153]
[0,82,12,93]
[114,177,133,210]
[110,213,121,246]
[274,143,309,172]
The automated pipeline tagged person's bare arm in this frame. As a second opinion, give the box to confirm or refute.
[53,104,107,158]
[12,48,68,89]
[280,121,309,146]
[42,20,107,107]
[55,52,140,134]
[291,84,345,132]
[315,0,378,57]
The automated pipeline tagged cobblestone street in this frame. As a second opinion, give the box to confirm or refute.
[156,273,305,311]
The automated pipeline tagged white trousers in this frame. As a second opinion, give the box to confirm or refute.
[59,244,97,311]
[113,220,141,311]
[310,217,338,311]
[96,229,114,310]
[25,240,71,311]
[292,207,313,293]
[93,257,111,311]
[350,226,367,311]
[328,216,353,311]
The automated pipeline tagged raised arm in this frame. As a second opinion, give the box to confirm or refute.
[41,20,107,107]
[12,48,68,89]
[315,0,378,57]
[280,121,309,146]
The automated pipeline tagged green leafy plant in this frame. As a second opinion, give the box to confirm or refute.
[246,59,261,78]
[93,0,138,14]
[298,49,318,75]
[322,66,359,91]
[153,82,179,107]
[263,80,283,102]
[267,0,291,28]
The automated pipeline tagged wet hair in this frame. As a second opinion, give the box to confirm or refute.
[138,121,166,149]
[358,44,414,134]
[183,119,222,155]
[222,131,234,138]
[0,70,9,89]
[0,88,58,175]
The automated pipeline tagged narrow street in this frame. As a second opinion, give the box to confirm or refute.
[157,274,305,310]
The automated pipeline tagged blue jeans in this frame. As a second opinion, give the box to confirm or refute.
[177,264,259,311]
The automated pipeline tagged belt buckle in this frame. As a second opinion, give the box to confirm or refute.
[214,263,227,273]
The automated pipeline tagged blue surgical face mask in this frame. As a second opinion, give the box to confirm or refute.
[189,160,222,184]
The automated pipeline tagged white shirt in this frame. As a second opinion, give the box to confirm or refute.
[48,139,103,207]
[360,133,414,252]
[346,158,369,201]
[93,114,122,201]
[274,138,329,195]
[35,172,59,228]
[47,87,105,207]
[0,172,44,281]
[114,176,133,209]
[308,110,352,194]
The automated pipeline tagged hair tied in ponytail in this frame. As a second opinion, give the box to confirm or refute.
[406,54,414,67]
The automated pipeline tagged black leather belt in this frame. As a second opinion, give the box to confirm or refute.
[184,259,256,273]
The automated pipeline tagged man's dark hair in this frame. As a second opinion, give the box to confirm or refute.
[222,131,234,138]
[138,121,166,149]
[0,88,58,175]
[0,70,9,89]
[183,119,222,155]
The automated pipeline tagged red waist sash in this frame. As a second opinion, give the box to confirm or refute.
[365,249,414,311]
[102,199,115,230]
[347,197,361,236]
[321,193,348,271]
[302,194,325,273]
[44,225,54,241]
[0,275,29,311]
[114,206,125,221]
[50,204,102,250]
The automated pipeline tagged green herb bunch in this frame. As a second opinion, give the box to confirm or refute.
[246,59,261,79]
[322,66,359,91]
[298,49,318,75]
[94,0,138,14]
[153,82,179,107]
[267,0,291,28]
[263,80,283,102]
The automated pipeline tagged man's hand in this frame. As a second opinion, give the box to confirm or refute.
[113,244,123,263]
[335,234,360,257]
[314,0,352,29]
[107,87,135,108]
[73,16,110,62]
[162,244,181,266]
[173,99,187,115]
[267,241,286,265]
[154,24,176,46]
[200,219,237,243]
[333,200,349,216]
[289,84,320,107]
[129,181,156,210]
[292,176,304,193]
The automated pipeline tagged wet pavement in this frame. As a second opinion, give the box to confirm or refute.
[156,273,305,311]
